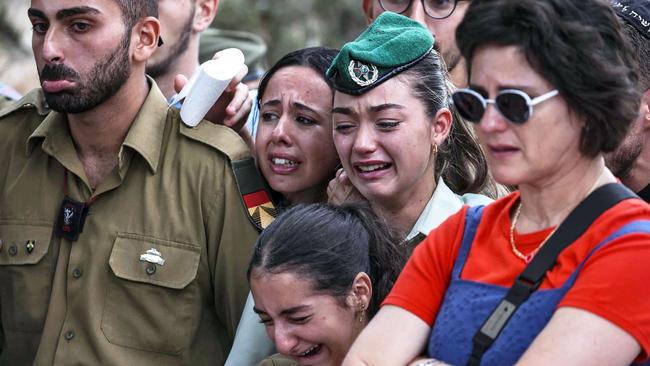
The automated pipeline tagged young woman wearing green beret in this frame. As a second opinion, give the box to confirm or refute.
[327,12,497,251]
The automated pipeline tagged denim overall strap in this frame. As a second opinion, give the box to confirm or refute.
[469,183,636,366]
[428,215,650,366]
[451,206,485,280]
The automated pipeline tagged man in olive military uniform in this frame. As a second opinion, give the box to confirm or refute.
[0,0,260,365]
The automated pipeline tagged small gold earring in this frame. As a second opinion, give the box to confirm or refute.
[358,304,366,323]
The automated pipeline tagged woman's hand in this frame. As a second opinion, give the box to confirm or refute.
[327,168,366,205]
[173,50,252,132]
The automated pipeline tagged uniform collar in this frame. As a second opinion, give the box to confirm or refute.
[27,77,169,174]
[1,88,51,119]
[406,177,466,240]
[121,77,169,173]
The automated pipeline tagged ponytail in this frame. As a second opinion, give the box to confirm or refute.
[249,203,406,319]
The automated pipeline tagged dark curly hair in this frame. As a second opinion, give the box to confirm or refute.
[248,203,406,318]
[457,0,640,156]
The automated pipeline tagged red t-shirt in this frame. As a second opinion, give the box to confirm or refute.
[384,192,650,358]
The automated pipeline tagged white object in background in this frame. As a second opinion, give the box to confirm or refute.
[171,48,246,127]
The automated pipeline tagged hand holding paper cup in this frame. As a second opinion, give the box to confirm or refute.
[172,48,246,127]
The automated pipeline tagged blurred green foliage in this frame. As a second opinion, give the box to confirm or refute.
[213,0,366,65]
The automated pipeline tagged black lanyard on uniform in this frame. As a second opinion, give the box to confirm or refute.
[467,183,637,366]
[54,168,98,242]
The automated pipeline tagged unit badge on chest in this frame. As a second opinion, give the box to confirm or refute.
[55,196,90,242]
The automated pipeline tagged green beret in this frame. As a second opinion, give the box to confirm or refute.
[326,12,434,95]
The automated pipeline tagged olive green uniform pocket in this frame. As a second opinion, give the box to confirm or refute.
[0,223,54,333]
[101,233,201,355]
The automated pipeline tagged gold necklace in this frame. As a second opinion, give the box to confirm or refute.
[509,202,557,263]
[510,167,608,263]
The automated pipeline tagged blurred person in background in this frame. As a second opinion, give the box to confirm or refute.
[148,0,251,129]
[361,0,470,86]
[606,0,650,202]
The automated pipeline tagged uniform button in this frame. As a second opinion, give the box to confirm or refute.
[64,330,75,341]
[72,268,83,279]
[8,245,17,256]
[145,264,156,275]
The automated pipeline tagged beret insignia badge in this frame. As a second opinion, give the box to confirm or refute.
[348,60,379,86]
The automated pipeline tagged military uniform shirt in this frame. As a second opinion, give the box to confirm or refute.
[0,82,259,365]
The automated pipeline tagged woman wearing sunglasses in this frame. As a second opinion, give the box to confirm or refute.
[343,0,650,365]
[327,12,497,251]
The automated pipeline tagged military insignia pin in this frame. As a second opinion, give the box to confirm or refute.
[348,60,379,86]
[140,248,165,266]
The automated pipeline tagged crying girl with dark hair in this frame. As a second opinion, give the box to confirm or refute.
[248,203,407,366]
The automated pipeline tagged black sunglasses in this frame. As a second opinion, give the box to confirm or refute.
[378,0,462,20]
[451,88,559,124]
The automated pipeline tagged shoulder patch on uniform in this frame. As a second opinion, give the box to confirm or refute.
[232,157,277,231]
[0,89,50,119]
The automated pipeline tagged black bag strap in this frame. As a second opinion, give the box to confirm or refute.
[467,183,637,366]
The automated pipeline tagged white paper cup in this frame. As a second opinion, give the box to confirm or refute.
[179,48,245,127]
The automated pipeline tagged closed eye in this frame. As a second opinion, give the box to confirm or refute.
[258,317,273,325]
[376,120,400,130]
[289,315,312,324]
[296,116,317,126]
[334,122,355,133]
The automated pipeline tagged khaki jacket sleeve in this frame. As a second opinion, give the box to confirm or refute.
[206,149,260,342]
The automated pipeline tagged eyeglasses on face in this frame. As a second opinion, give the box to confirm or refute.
[377,0,463,20]
[451,88,559,124]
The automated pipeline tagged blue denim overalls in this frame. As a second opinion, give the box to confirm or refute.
[427,206,650,365]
